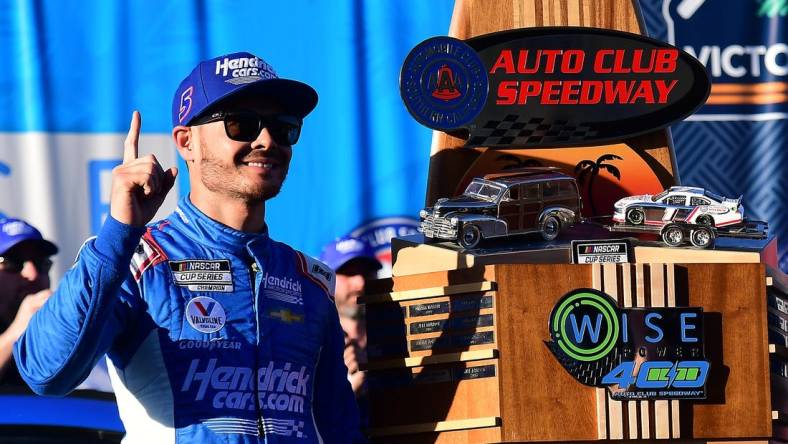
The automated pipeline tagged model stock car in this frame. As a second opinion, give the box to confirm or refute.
[610,186,766,248]
[419,168,581,249]
[612,186,744,228]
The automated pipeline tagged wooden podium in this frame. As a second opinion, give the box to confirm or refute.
[360,250,787,442]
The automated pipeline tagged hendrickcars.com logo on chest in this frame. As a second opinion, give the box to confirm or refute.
[181,359,311,413]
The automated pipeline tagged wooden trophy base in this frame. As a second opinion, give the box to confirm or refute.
[361,257,786,443]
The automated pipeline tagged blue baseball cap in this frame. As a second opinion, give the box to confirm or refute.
[172,51,318,126]
[0,218,58,257]
[320,235,382,273]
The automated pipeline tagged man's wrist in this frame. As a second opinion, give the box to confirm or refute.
[4,326,21,343]
[0,327,20,348]
[94,215,147,263]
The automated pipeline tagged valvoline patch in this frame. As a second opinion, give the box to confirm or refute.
[186,296,227,333]
[400,36,489,132]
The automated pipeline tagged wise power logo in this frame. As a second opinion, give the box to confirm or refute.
[546,288,709,400]
[185,296,227,333]
[663,0,788,119]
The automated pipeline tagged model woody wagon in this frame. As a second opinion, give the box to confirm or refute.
[419,168,582,249]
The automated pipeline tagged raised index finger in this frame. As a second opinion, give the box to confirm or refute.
[123,111,141,163]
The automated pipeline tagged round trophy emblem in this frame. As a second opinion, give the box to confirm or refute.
[400,36,488,132]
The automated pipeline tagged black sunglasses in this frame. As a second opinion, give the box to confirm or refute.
[190,110,302,146]
[0,256,52,274]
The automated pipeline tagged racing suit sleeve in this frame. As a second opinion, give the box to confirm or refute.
[13,216,145,396]
[313,303,366,443]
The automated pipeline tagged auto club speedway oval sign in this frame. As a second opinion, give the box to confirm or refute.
[400,27,711,148]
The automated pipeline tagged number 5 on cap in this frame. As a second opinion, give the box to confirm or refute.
[179,86,194,123]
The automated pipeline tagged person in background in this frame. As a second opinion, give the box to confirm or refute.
[0,218,114,393]
[0,218,55,386]
[320,235,382,396]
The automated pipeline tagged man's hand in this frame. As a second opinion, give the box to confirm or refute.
[344,335,366,396]
[6,290,52,340]
[0,289,52,379]
[110,111,178,227]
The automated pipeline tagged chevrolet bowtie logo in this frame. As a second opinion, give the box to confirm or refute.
[268,309,304,324]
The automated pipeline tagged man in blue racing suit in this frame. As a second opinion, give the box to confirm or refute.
[14,52,364,443]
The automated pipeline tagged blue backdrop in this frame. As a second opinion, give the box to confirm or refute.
[0,0,453,261]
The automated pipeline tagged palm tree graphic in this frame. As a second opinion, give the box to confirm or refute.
[574,154,622,215]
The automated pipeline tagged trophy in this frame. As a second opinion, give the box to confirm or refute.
[360,1,786,443]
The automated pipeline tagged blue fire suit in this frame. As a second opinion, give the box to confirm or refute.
[14,196,364,443]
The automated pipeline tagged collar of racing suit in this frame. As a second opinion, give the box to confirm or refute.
[169,195,271,255]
